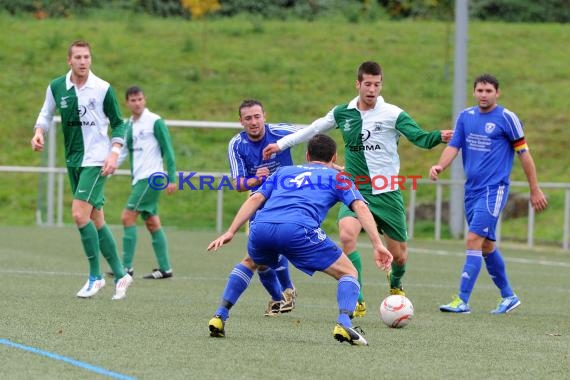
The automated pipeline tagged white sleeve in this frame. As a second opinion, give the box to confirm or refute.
[276,108,337,150]
[117,145,129,167]
[34,85,56,132]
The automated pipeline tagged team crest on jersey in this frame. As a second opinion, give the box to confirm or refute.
[88,98,96,110]
[373,122,384,132]
[60,96,69,109]
[343,119,352,131]
[485,122,496,134]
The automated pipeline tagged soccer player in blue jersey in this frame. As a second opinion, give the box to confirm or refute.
[226,99,299,316]
[430,74,548,314]
[208,134,393,345]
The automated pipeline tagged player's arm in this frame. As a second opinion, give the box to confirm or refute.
[31,85,56,152]
[102,86,125,176]
[395,112,446,149]
[350,199,393,271]
[155,118,177,194]
[263,110,336,160]
[517,148,548,212]
[207,192,267,251]
[429,146,459,181]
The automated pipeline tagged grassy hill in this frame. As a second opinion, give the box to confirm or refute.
[1,11,568,244]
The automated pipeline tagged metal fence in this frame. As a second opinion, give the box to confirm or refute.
[7,117,569,251]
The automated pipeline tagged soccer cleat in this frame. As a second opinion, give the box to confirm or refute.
[386,271,406,296]
[76,276,106,298]
[491,295,521,314]
[111,273,133,300]
[440,295,471,313]
[106,268,134,278]
[333,324,368,346]
[264,300,284,317]
[280,288,297,313]
[353,301,367,317]
[208,315,225,337]
[390,287,406,296]
[143,268,173,279]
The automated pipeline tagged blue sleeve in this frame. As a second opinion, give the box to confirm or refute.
[449,113,465,149]
[502,109,525,142]
[228,136,247,178]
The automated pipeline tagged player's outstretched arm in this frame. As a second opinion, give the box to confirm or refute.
[429,146,459,181]
[207,192,266,251]
[351,200,393,271]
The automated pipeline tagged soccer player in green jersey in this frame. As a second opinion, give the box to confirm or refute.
[31,40,133,300]
[263,61,452,316]
[116,86,177,280]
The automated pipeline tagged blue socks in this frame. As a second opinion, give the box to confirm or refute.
[337,275,360,327]
[257,266,283,301]
[458,249,483,303]
[215,264,253,320]
[484,248,514,298]
[274,255,294,291]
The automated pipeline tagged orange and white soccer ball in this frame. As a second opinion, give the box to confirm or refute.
[379,295,414,328]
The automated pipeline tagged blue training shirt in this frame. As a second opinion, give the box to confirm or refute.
[228,123,297,191]
[253,163,365,229]
[450,105,526,191]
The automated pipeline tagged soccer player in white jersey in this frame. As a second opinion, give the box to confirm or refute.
[30,40,133,300]
[208,134,393,345]
[226,99,298,316]
[263,61,452,316]
[430,74,548,314]
[116,86,177,280]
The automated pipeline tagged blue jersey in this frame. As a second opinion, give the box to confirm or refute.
[253,163,364,229]
[228,124,297,191]
[450,105,525,191]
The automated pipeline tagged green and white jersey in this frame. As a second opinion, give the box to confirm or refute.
[277,96,442,194]
[35,70,125,167]
[118,108,176,185]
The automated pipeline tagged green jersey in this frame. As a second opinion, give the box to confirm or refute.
[277,96,442,194]
[35,70,125,167]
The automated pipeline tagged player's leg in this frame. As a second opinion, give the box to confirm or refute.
[275,254,296,312]
[143,215,174,279]
[70,167,105,298]
[440,192,488,313]
[338,204,365,315]
[120,208,139,276]
[480,186,519,313]
[367,191,408,296]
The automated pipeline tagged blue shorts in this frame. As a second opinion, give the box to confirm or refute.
[465,184,509,241]
[248,222,342,276]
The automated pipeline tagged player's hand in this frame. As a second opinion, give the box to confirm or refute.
[440,130,453,143]
[429,165,443,181]
[31,130,45,151]
[530,188,548,213]
[262,143,281,160]
[101,152,119,176]
[207,232,235,251]
[373,245,393,272]
[166,183,177,195]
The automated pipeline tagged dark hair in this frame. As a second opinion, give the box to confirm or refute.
[68,40,91,57]
[473,74,499,90]
[307,134,337,162]
[357,61,382,81]
[238,99,264,116]
[125,86,144,100]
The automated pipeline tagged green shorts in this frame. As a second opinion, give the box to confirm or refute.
[125,179,161,220]
[338,189,408,242]
[67,166,107,209]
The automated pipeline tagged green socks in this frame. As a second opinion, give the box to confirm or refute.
[152,228,171,271]
[98,224,125,278]
[390,262,406,289]
[122,225,137,269]
[347,251,364,302]
[78,221,101,278]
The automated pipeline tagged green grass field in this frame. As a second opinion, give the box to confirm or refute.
[1,226,568,379]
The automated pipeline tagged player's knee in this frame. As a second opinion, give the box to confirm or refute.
[241,256,258,271]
